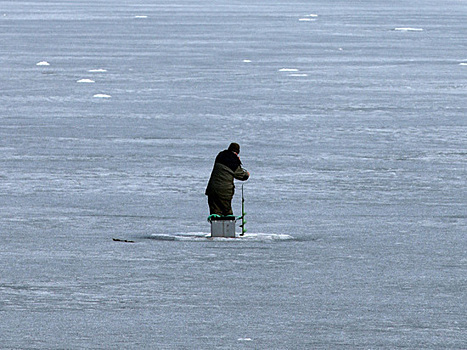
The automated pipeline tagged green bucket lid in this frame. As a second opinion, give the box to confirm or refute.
[207,214,237,222]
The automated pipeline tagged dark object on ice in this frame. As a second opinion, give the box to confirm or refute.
[112,238,135,243]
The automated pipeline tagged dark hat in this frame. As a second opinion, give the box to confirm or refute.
[228,142,240,153]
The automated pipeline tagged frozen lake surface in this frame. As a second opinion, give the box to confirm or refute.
[0,0,466,348]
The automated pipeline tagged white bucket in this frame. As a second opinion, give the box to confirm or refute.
[210,218,236,238]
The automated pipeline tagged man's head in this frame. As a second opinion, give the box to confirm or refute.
[228,142,240,154]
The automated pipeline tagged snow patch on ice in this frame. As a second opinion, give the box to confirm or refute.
[93,94,111,98]
[299,14,318,21]
[149,232,294,242]
[279,68,299,72]
[394,27,423,32]
[242,233,294,241]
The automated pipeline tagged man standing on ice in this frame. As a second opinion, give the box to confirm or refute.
[205,143,250,215]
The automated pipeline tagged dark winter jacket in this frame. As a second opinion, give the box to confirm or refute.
[205,150,249,199]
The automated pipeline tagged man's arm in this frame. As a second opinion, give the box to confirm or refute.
[233,166,249,181]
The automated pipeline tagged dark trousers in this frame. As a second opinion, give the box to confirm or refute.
[207,195,233,216]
